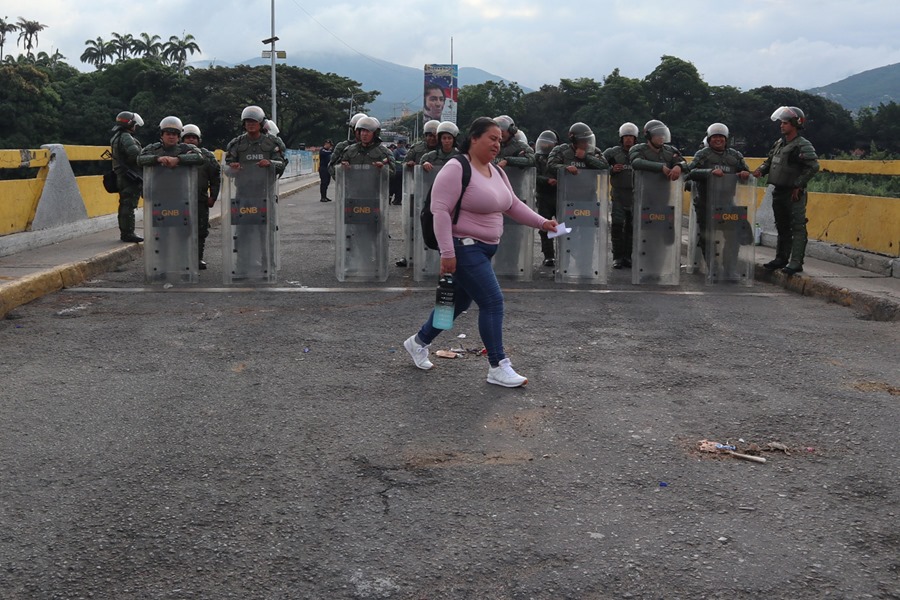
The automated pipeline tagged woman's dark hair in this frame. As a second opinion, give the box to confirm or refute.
[458,117,499,153]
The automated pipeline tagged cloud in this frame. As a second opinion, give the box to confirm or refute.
[4,0,900,94]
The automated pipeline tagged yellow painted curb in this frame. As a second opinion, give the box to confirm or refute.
[0,244,141,318]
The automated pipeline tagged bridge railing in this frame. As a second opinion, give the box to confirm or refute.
[1,146,897,258]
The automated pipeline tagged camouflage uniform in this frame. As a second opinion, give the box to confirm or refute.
[110,129,143,239]
[420,147,460,167]
[602,145,635,262]
[534,151,557,261]
[755,135,819,268]
[496,138,535,168]
[328,139,353,178]
[404,140,437,166]
[225,132,286,176]
[341,141,396,175]
[547,144,610,172]
[629,142,687,173]
[686,146,752,263]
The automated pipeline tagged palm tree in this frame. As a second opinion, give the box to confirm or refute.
[162,33,200,74]
[131,32,162,60]
[16,17,46,57]
[109,32,133,62]
[80,36,114,70]
[35,49,65,67]
[0,17,18,60]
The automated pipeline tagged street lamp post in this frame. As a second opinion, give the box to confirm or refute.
[263,0,278,125]
[347,87,356,141]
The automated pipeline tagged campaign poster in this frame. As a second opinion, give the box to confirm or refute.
[423,64,458,124]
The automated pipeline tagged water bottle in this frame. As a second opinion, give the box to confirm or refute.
[432,275,456,330]
[754,222,762,245]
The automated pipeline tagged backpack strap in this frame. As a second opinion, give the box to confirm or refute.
[450,154,471,224]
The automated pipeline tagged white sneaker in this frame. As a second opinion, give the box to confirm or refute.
[403,335,433,370]
[487,358,528,387]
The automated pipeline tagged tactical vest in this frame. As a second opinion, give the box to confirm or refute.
[603,145,634,190]
[766,136,818,188]
[692,147,746,174]
[110,131,141,174]
[421,147,460,166]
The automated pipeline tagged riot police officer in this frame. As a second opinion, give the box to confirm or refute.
[603,122,638,268]
[225,105,286,176]
[547,122,610,174]
[534,130,561,266]
[753,106,820,275]
[110,110,145,243]
[421,121,460,170]
[629,120,687,178]
[181,124,221,269]
[340,117,395,174]
[329,112,368,177]
[405,120,441,168]
[686,123,751,264]
[493,115,535,168]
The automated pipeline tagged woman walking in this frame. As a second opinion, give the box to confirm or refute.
[403,117,558,387]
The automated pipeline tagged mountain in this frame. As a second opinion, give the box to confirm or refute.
[196,52,529,121]
[807,62,900,113]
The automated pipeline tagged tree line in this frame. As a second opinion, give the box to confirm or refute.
[2,17,900,166]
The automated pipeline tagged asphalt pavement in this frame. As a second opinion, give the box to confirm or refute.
[1,174,898,320]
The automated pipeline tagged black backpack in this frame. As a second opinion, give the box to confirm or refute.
[420,155,471,251]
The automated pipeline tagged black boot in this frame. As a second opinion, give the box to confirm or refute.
[121,232,143,243]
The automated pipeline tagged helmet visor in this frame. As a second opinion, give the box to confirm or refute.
[647,125,671,144]
[770,106,799,123]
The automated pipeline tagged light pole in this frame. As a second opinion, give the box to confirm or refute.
[347,87,356,140]
[262,0,278,125]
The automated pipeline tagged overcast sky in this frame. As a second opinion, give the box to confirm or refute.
[4,0,900,92]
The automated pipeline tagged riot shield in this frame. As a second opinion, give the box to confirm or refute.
[493,167,537,281]
[632,171,682,285]
[704,174,756,285]
[554,168,609,284]
[400,165,415,266]
[142,165,199,284]
[221,162,279,283]
[336,164,390,282]
[686,182,703,274]
[412,165,442,282]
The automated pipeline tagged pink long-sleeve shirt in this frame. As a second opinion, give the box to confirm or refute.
[431,157,547,258]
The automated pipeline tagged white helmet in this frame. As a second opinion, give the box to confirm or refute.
[241,105,266,123]
[159,116,183,134]
[706,122,729,138]
[436,121,459,138]
[181,124,202,140]
[493,115,517,134]
[423,120,441,135]
[349,112,367,128]
[618,122,639,139]
[355,116,381,132]
[264,120,280,136]
[514,130,527,144]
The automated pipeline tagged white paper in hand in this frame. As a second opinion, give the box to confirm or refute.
[547,222,572,239]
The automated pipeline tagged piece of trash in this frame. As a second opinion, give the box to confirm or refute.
[163,283,173,289]
[435,350,458,359]
[715,443,736,451]
[738,506,756,511]
[698,439,767,464]
[457,333,467,339]
[659,481,668,487]
[718,536,729,543]
[450,347,465,353]
[763,441,790,454]
[303,347,310,353]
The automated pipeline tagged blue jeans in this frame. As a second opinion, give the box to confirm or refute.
[416,239,506,366]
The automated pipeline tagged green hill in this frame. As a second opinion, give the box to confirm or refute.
[808,62,900,113]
